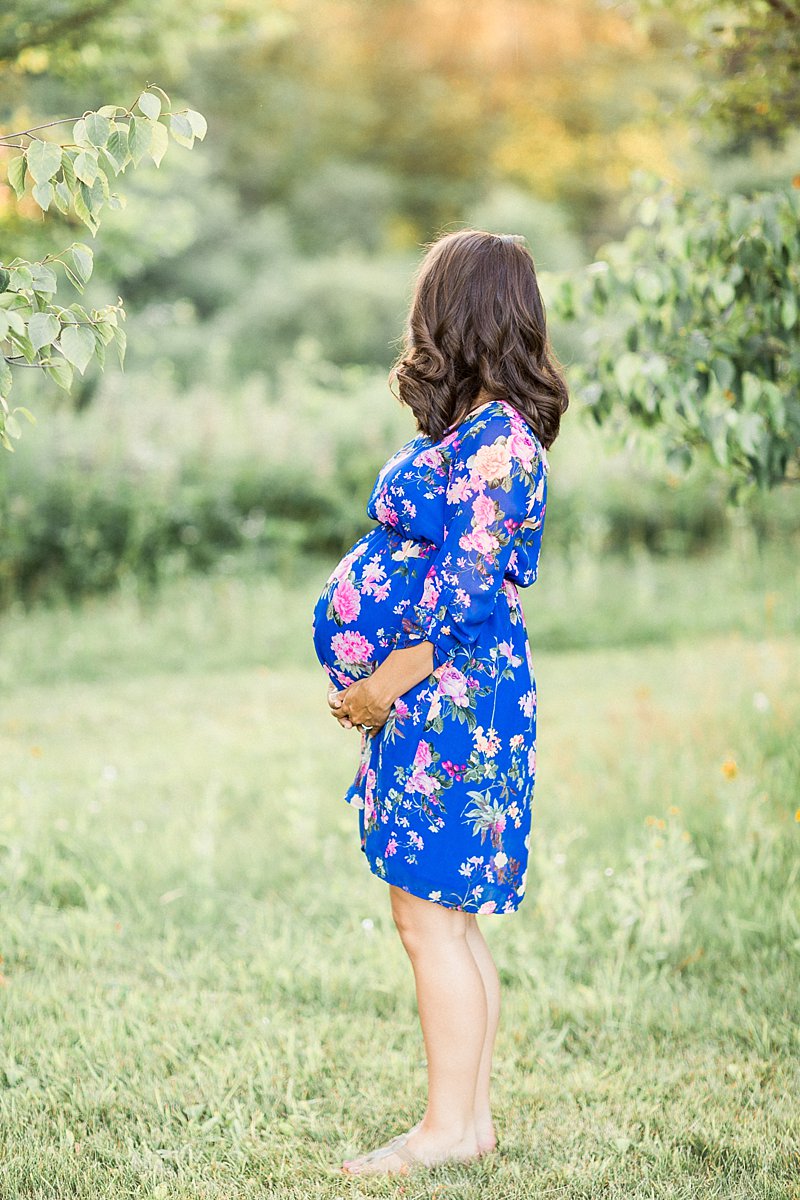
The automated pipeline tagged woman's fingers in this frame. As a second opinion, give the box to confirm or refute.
[326,686,354,728]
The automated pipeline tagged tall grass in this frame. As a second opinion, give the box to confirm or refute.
[1,551,798,1197]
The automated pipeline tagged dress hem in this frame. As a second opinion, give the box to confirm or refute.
[358,840,525,916]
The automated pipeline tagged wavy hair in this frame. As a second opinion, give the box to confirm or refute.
[389,229,569,448]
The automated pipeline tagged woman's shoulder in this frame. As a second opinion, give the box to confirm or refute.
[453,399,549,473]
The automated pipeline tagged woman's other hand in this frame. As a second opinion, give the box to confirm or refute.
[327,677,394,737]
[327,684,355,730]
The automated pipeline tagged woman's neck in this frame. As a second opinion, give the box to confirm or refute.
[449,391,502,431]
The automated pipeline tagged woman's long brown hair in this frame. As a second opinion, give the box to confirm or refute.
[389,229,569,448]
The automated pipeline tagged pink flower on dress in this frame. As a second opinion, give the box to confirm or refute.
[413,447,442,467]
[362,558,386,587]
[373,492,399,526]
[418,575,441,611]
[385,836,398,856]
[414,740,434,769]
[471,438,511,483]
[438,665,469,707]
[330,542,366,584]
[478,900,497,914]
[331,630,374,665]
[472,493,497,528]
[393,696,410,719]
[508,429,536,469]
[460,527,499,556]
[446,475,473,504]
[332,578,361,623]
[406,770,438,796]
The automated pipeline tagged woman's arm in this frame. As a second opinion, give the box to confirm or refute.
[391,414,544,669]
[328,640,434,733]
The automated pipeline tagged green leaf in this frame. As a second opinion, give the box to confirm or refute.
[781,294,797,330]
[52,180,71,215]
[26,139,63,185]
[93,332,106,371]
[84,112,112,148]
[7,156,26,199]
[185,109,208,140]
[0,268,10,294]
[633,269,663,303]
[72,118,92,148]
[74,150,98,185]
[27,312,60,351]
[137,91,161,121]
[149,120,169,167]
[71,245,94,283]
[105,125,129,171]
[169,113,194,147]
[9,265,33,291]
[113,325,127,369]
[61,151,77,191]
[59,324,96,374]
[43,356,73,391]
[62,264,84,292]
[72,185,98,233]
[713,280,735,308]
[7,331,35,364]
[29,264,58,294]
[128,115,152,165]
[31,180,54,210]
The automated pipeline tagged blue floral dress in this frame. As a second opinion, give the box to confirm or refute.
[311,398,550,914]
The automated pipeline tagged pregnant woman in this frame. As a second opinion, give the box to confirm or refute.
[311,228,569,1176]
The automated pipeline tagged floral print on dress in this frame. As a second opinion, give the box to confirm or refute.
[311,398,549,914]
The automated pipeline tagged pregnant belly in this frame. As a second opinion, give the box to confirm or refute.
[312,524,437,688]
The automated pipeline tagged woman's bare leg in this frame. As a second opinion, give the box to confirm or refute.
[342,886,484,1174]
[465,913,500,1151]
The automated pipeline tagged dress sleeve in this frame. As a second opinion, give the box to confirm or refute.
[393,412,546,670]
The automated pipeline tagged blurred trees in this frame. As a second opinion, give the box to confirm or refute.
[548,0,800,492]
[3,0,795,486]
[635,0,800,146]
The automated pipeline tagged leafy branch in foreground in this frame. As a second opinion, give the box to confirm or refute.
[546,176,800,497]
[0,83,207,451]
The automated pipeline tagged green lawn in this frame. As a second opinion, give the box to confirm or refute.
[1,545,798,1198]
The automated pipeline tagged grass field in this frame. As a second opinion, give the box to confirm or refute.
[1,542,798,1199]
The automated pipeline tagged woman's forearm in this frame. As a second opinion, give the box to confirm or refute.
[371,641,435,706]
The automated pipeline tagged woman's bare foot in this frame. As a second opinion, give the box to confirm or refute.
[341,1124,480,1176]
[476,1123,497,1154]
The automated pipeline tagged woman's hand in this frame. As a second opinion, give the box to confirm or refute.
[327,675,394,737]
[327,683,355,730]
